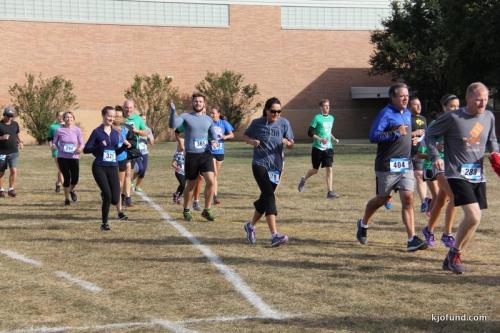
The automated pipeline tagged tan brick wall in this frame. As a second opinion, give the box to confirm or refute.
[0,5,390,143]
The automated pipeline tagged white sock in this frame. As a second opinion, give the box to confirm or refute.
[8,187,13,191]
[408,236,414,242]
[360,220,368,228]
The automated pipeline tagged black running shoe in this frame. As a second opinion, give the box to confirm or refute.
[356,219,368,244]
[407,236,428,252]
[100,223,110,231]
[118,212,128,221]
[64,199,71,206]
[70,191,77,202]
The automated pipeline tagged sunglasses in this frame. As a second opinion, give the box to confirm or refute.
[269,109,282,114]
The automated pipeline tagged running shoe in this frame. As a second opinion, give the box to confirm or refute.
[0,190,5,198]
[326,191,340,199]
[407,236,428,252]
[356,219,368,244]
[192,200,201,211]
[244,222,256,245]
[384,196,393,209]
[7,189,16,198]
[422,226,435,247]
[213,195,221,205]
[118,212,128,221]
[172,192,179,203]
[121,193,126,206]
[426,197,432,213]
[100,223,111,231]
[135,186,143,192]
[70,191,77,202]
[297,177,306,193]
[183,209,192,221]
[125,197,135,208]
[443,248,465,274]
[271,234,288,247]
[201,208,216,221]
[55,183,61,193]
[64,199,71,206]
[441,234,456,248]
[420,197,431,213]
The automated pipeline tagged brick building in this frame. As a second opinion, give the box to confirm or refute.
[0,0,392,141]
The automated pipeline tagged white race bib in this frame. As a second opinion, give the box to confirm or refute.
[103,149,116,163]
[460,163,481,181]
[390,158,410,173]
[194,138,208,149]
[0,154,6,161]
[138,142,148,153]
[63,143,76,153]
[268,170,280,185]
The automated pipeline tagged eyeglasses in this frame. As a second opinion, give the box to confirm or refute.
[269,110,282,114]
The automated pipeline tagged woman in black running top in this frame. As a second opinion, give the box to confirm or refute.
[84,106,130,231]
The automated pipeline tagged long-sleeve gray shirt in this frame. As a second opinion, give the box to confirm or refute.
[425,107,499,182]
[169,110,217,154]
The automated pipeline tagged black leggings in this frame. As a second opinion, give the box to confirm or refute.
[175,172,186,195]
[92,163,120,224]
[57,158,79,187]
[252,164,278,216]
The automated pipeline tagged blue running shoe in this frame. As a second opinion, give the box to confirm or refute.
[384,196,393,210]
[244,222,256,245]
[441,234,456,248]
[271,234,288,247]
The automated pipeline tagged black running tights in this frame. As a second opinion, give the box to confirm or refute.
[57,158,79,188]
[92,163,120,224]
[252,164,278,216]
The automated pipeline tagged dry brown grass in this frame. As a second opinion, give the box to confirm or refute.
[0,142,498,332]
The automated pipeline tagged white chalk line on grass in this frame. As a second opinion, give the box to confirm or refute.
[136,191,285,320]
[0,249,102,294]
[0,314,291,333]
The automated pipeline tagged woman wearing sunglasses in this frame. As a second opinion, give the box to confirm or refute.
[243,97,294,247]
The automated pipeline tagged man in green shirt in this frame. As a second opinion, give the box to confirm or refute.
[47,111,64,193]
[122,100,147,207]
[298,99,340,199]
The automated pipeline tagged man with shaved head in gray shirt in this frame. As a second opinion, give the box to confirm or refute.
[426,82,499,274]
[170,93,218,222]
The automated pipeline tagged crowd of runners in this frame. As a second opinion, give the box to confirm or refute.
[0,81,498,274]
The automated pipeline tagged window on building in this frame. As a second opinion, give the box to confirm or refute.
[0,0,229,27]
[281,6,390,30]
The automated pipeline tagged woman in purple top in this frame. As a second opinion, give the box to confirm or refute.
[84,106,130,231]
[52,111,84,206]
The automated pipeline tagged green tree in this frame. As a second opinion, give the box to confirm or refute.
[195,70,260,130]
[9,73,77,144]
[125,73,182,138]
[370,0,449,112]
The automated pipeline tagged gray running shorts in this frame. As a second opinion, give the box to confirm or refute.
[375,171,415,197]
[0,152,19,172]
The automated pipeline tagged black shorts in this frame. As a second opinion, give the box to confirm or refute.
[311,147,334,169]
[212,154,224,162]
[423,168,437,181]
[185,152,215,180]
[118,159,129,172]
[447,178,487,209]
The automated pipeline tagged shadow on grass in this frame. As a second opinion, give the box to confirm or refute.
[385,273,500,287]
[1,212,93,221]
[270,315,498,333]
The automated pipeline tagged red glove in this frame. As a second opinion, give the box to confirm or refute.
[489,152,500,177]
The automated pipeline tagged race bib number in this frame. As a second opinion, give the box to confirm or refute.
[103,149,116,163]
[460,163,481,181]
[194,138,208,149]
[268,170,280,185]
[0,154,6,161]
[138,142,148,153]
[63,143,76,153]
[390,158,410,173]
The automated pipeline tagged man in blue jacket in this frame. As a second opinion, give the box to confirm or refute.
[356,83,428,252]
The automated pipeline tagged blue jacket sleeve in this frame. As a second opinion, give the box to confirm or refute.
[83,129,98,154]
[369,110,400,143]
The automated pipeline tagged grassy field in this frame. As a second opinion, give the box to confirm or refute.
[0,142,498,333]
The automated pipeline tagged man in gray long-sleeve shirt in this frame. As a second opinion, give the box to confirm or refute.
[425,82,499,274]
[169,93,218,221]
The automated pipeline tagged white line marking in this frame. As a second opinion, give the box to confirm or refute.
[0,322,150,333]
[151,319,199,333]
[137,192,285,319]
[54,271,103,293]
[0,250,42,267]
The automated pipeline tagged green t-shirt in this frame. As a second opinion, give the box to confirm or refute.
[310,113,334,150]
[48,122,62,158]
[418,144,444,170]
[124,113,146,149]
